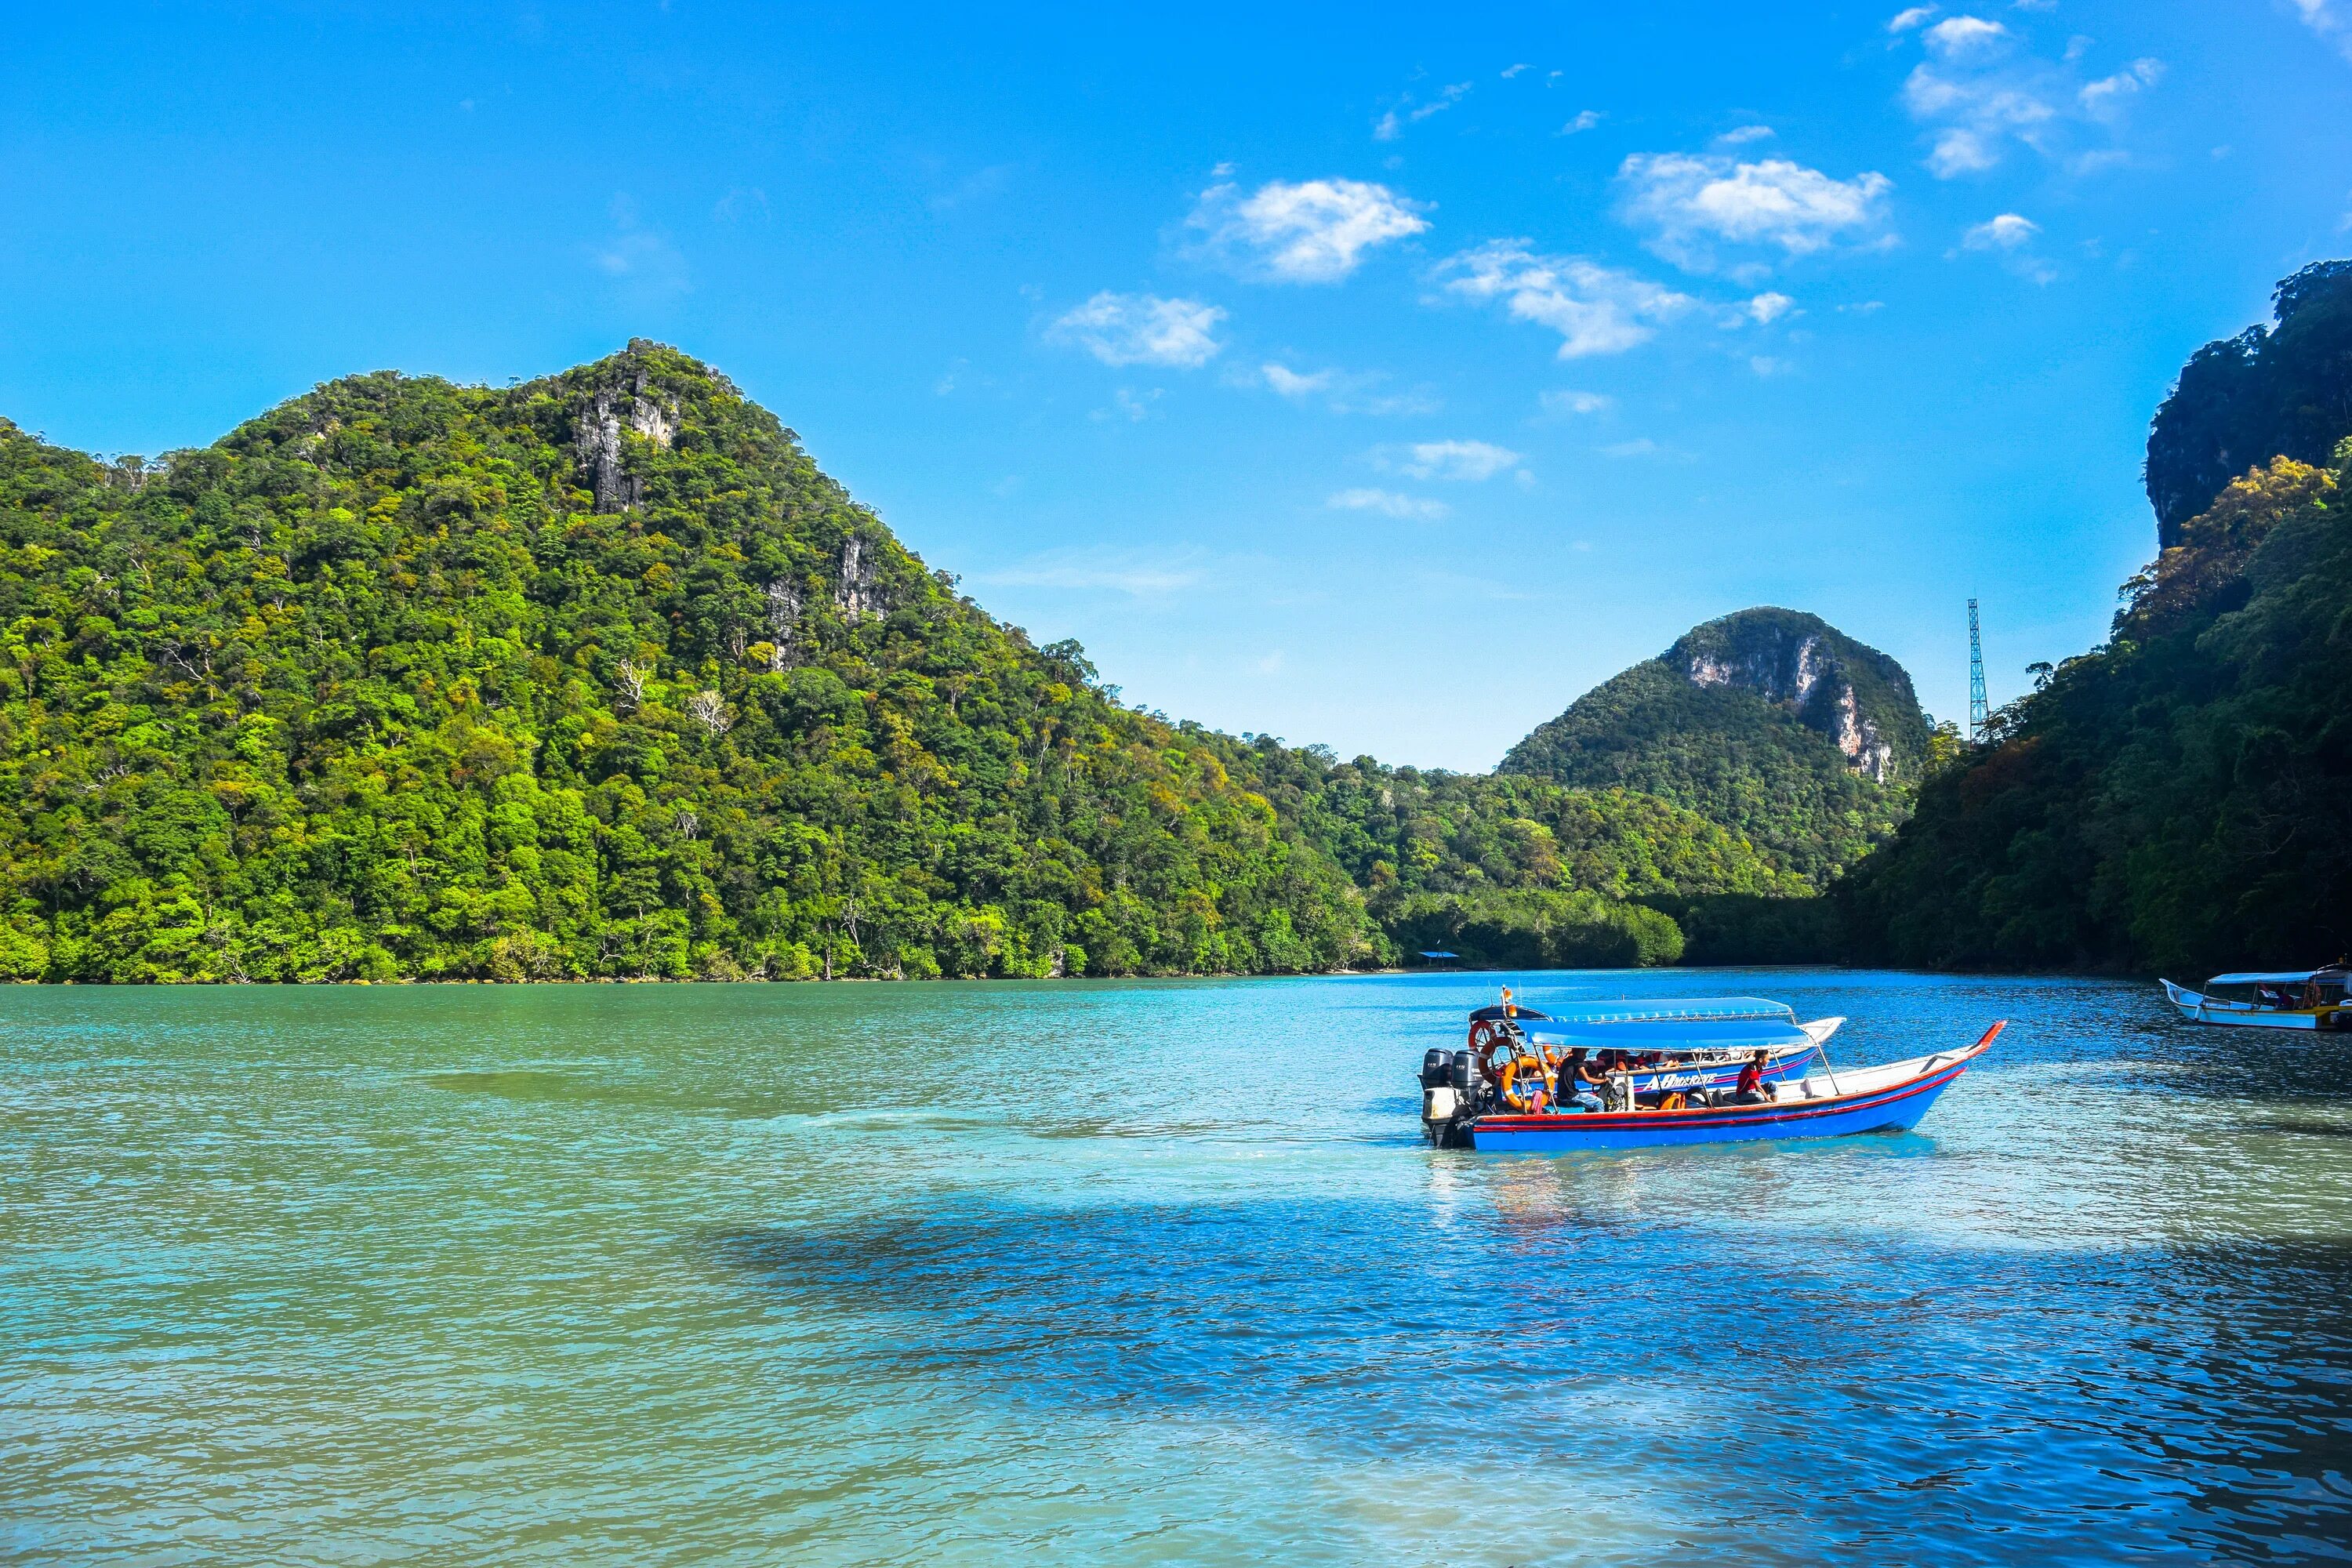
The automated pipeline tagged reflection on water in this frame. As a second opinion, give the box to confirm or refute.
[5,971,2352,1563]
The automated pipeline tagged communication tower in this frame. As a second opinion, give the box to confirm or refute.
[1967,598,1988,743]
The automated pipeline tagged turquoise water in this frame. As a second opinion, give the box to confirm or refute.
[6,970,2352,1564]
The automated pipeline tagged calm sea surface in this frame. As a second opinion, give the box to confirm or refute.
[6,971,2352,1564]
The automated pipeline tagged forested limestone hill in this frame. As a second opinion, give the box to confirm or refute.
[1846,258,2352,974]
[2146,259,2352,547]
[0,345,1381,981]
[0,343,1796,981]
[1497,608,1933,885]
[1841,446,2352,973]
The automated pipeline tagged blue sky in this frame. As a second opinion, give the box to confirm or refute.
[5,2,2350,768]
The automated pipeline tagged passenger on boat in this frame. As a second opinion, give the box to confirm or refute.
[1595,1048,1633,1111]
[1554,1047,1606,1113]
[1733,1049,1769,1104]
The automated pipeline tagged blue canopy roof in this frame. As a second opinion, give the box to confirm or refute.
[1519,996,1809,1052]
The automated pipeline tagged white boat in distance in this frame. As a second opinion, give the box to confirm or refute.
[2161,967,2352,1030]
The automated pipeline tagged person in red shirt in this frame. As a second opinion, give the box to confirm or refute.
[1733,1049,1769,1103]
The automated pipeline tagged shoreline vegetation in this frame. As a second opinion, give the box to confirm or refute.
[1,261,2345,985]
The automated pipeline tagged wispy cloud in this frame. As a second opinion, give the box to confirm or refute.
[1716,124,1777,145]
[1189,178,1431,282]
[1378,439,1525,481]
[1617,153,1893,271]
[2292,0,2352,63]
[1898,18,2163,177]
[1257,362,1440,416]
[1888,5,1940,33]
[1560,108,1605,135]
[1926,15,2011,56]
[1962,212,2038,248]
[2078,58,2165,122]
[1263,364,1334,397]
[1746,291,1797,323]
[928,162,1015,212]
[1958,212,2054,281]
[593,195,689,296]
[1435,241,1696,358]
[1374,81,1474,140]
[1540,390,1613,416]
[1092,387,1164,422]
[1048,292,1226,367]
[1327,487,1450,519]
[713,187,770,224]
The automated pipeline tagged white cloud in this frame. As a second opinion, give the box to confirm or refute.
[1958,212,2054,281]
[1541,390,1613,416]
[1925,16,2011,56]
[1898,24,2161,177]
[2079,58,2164,120]
[1436,241,1696,358]
[1502,62,1530,78]
[980,548,1206,596]
[1049,292,1225,367]
[2291,0,2352,62]
[1747,291,1797,322]
[1383,439,1525,481]
[1617,154,1893,270]
[1328,487,1450,519]
[1262,364,1336,397]
[1962,212,2038,249]
[1888,5,1940,31]
[1190,178,1431,282]
[1560,109,1605,134]
[1717,125,1776,145]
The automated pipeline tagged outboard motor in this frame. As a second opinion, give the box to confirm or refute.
[1421,1047,1481,1146]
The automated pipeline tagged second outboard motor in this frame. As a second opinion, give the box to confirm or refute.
[1450,1047,1483,1105]
[1421,1047,1456,1088]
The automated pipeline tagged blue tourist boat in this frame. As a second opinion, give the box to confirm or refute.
[1454,995,1835,1101]
[1419,992,2002,1152]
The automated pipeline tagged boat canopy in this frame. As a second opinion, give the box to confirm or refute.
[1519,997,1811,1053]
[2206,971,2321,986]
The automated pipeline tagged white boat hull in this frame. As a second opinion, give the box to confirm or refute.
[2162,979,2325,1029]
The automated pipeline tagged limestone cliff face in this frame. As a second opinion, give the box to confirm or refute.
[1666,609,1915,783]
[571,339,682,514]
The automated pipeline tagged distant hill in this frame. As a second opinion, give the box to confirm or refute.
[2146,259,2352,547]
[1497,608,1932,884]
